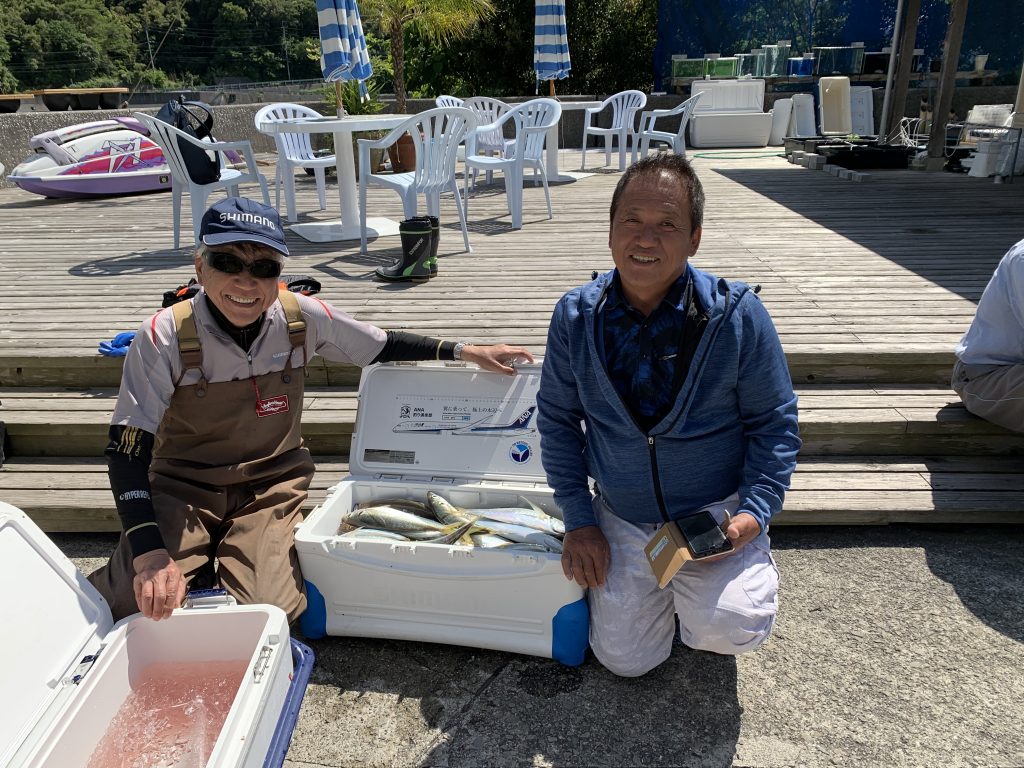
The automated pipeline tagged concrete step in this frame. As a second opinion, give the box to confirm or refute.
[2,385,1021,459]
[3,456,1021,533]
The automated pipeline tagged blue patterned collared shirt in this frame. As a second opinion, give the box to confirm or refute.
[600,271,706,433]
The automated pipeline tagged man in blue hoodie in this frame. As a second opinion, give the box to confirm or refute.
[537,154,801,677]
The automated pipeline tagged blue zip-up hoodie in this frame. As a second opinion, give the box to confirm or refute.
[537,265,801,533]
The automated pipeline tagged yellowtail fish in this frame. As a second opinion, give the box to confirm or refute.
[518,495,565,522]
[348,506,450,533]
[356,498,433,517]
[428,492,565,535]
[426,492,479,525]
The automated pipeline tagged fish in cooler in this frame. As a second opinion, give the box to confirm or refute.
[338,491,567,553]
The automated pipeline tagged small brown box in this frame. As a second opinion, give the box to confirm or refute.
[644,521,693,589]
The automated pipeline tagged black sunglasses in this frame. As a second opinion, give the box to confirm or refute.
[207,250,283,279]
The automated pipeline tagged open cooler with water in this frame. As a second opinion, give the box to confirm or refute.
[0,502,313,768]
[294,361,589,666]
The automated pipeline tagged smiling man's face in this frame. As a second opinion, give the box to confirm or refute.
[608,170,702,316]
[194,243,283,327]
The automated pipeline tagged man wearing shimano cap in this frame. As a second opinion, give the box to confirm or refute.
[90,196,532,623]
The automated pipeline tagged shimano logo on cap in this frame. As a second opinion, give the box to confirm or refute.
[219,211,277,231]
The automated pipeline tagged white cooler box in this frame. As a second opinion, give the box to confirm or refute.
[1,502,314,768]
[295,361,589,666]
[688,79,773,148]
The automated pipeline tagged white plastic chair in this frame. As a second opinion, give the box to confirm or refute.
[634,92,703,162]
[464,98,562,230]
[135,112,271,249]
[463,96,514,185]
[435,95,465,108]
[581,90,647,171]
[254,103,337,223]
[357,107,477,254]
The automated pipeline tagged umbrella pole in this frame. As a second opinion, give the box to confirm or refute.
[549,80,555,98]
[335,81,346,117]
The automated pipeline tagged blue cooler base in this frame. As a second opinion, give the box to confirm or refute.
[262,639,315,768]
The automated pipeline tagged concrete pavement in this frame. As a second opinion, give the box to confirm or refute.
[57,523,1024,768]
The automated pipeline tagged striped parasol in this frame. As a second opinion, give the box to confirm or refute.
[534,0,571,95]
[317,0,374,115]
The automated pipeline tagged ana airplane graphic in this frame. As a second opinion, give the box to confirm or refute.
[392,405,536,435]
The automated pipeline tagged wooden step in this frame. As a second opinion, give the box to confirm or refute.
[2,385,1021,458]
[3,456,1021,533]
[0,347,956,388]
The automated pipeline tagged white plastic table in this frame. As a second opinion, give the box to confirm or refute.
[545,100,601,182]
[263,114,408,243]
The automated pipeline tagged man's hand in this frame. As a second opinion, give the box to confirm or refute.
[725,512,761,551]
[561,525,610,588]
[132,549,185,620]
[460,344,535,375]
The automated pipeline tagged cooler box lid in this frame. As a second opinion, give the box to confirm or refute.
[0,502,112,766]
[349,361,546,484]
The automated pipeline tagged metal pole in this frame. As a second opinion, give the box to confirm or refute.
[878,0,906,140]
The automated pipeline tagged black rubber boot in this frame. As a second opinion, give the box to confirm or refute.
[375,218,432,282]
[425,215,439,277]
[406,215,439,278]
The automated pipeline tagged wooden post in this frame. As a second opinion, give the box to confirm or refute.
[881,0,922,141]
[926,0,970,167]
[549,79,555,97]
[334,81,345,117]
[1015,60,1024,125]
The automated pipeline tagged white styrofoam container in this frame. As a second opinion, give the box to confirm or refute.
[689,79,772,148]
[818,76,853,135]
[294,361,589,666]
[0,502,307,768]
[850,86,875,137]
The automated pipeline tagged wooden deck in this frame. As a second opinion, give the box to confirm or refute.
[1,148,1022,528]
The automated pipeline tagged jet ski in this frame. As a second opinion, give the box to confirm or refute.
[8,117,171,199]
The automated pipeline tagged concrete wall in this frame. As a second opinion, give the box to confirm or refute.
[1,88,1016,188]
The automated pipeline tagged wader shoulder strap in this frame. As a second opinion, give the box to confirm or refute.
[278,289,307,353]
[171,299,203,373]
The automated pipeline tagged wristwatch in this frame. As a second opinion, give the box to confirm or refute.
[453,341,466,361]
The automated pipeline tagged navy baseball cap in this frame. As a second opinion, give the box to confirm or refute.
[200,197,289,256]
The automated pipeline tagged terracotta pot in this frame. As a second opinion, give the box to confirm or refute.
[387,132,416,172]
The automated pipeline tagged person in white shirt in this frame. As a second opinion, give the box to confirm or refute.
[951,238,1024,432]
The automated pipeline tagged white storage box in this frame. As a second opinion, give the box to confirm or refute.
[688,79,772,148]
[294,361,589,666]
[818,77,853,135]
[0,502,313,768]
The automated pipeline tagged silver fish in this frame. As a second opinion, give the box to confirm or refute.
[518,495,565,522]
[340,528,410,541]
[472,519,564,552]
[466,506,564,535]
[470,532,516,548]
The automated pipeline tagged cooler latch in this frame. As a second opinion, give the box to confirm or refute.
[252,645,274,684]
[62,648,102,686]
[184,587,237,609]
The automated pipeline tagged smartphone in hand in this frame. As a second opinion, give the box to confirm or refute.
[676,509,734,559]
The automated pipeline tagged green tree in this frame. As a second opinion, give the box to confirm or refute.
[359,0,494,113]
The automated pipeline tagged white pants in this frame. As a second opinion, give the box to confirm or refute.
[589,494,779,677]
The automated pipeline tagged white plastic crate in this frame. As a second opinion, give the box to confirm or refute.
[0,502,311,768]
[294,361,589,666]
